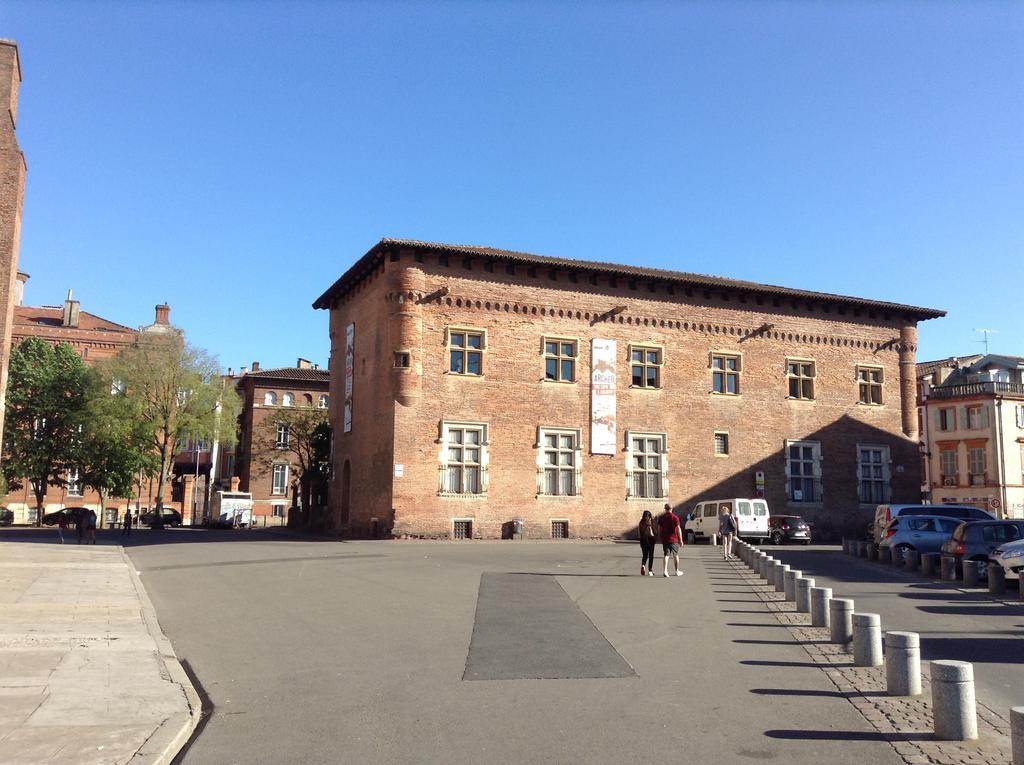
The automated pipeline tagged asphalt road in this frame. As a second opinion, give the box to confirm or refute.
[765,543,1024,714]
[121,530,905,765]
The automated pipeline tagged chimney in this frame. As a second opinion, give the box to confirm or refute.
[154,303,170,325]
[296,357,312,369]
[251,361,260,372]
[14,271,28,306]
[240,366,248,375]
[62,289,80,328]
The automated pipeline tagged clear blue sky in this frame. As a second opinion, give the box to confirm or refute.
[5,1,1022,370]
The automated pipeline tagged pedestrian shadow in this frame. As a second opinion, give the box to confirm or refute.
[898,592,991,602]
[727,622,789,628]
[917,605,1022,617]
[505,572,636,578]
[764,729,930,742]
[741,659,852,669]
[734,639,827,646]
[919,636,1024,664]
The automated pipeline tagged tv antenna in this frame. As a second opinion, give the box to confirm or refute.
[974,328,998,354]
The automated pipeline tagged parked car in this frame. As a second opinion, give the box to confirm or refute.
[876,515,962,557]
[139,509,183,528]
[940,520,1024,577]
[767,515,812,545]
[871,503,995,545]
[41,507,91,526]
[0,507,13,526]
[989,538,1024,581]
[684,498,770,543]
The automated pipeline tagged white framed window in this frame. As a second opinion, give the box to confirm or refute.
[714,432,729,455]
[272,504,286,518]
[857,444,890,504]
[857,366,883,405]
[447,328,486,376]
[66,467,84,497]
[965,405,987,430]
[276,424,290,449]
[264,392,277,406]
[319,394,329,409]
[271,464,289,495]
[439,422,489,495]
[536,427,582,496]
[111,377,126,395]
[711,353,740,395]
[543,338,577,383]
[786,359,815,400]
[630,345,663,389]
[282,392,295,407]
[785,440,822,503]
[626,432,668,498]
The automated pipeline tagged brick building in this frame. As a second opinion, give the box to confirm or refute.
[314,238,944,541]
[220,360,330,526]
[0,39,26,456]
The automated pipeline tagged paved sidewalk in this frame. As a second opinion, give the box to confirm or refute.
[0,538,199,764]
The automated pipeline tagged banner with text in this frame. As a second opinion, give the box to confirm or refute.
[590,339,617,455]
[344,323,354,433]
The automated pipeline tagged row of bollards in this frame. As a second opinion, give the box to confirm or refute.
[731,538,1013,749]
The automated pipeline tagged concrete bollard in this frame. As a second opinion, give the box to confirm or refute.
[931,660,978,740]
[754,553,765,575]
[784,569,802,601]
[878,545,892,564]
[829,598,854,643]
[885,631,922,696]
[810,586,832,628]
[892,546,905,568]
[852,613,883,667]
[858,540,869,558]
[761,557,775,580]
[710,533,718,546]
[940,555,955,581]
[867,543,878,561]
[988,564,1006,595]
[774,563,790,593]
[1011,706,1023,765]
[963,560,983,587]
[842,538,850,555]
[922,552,940,577]
[905,550,920,572]
[795,576,815,613]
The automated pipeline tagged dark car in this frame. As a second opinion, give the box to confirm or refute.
[41,507,91,526]
[140,509,182,528]
[0,507,13,526]
[940,520,1024,576]
[768,515,812,545]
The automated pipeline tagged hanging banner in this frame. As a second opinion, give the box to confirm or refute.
[590,339,617,454]
[343,323,354,433]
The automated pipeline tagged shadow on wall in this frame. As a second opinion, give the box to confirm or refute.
[621,414,919,543]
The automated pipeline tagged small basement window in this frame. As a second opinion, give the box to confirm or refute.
[453,519,473,540]
[394,351,411,368]
[551,520,569,539]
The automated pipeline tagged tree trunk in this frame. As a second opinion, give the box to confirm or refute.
[33,474,45,527]
[153,443,170,528]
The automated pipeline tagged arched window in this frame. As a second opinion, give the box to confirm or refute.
[264,392,277,406]
[303,393,313,407]
[283,392,295,407]
[318,394,329,409]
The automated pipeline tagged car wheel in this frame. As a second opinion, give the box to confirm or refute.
[770,530,784,545]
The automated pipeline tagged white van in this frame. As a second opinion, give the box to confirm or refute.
[684,498,770,544]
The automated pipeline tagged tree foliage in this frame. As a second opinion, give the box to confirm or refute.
[251,405,331,509]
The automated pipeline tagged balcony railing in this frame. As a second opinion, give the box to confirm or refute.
[928,381,1024,400]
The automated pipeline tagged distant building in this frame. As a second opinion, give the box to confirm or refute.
[919,354,1024,518]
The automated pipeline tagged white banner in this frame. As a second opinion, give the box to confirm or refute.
[590,339,617,455]
[344,323,354,434]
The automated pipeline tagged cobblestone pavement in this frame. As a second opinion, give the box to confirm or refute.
[731,554,1013,765]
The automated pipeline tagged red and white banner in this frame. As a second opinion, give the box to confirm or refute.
[590,339,617,455]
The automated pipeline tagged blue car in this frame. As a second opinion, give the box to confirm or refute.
[877,515,963,557]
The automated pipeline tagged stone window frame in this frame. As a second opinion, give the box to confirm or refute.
[541,337,579,384]
[856,443,891,505]
[625,430,669,499]
[629,343,664,390]
[445,327,487,377]
[714,431,730,456]
[437,421,490,496]
[856,365,884,406]
[271,463,289,496]
[786,357,816,401]
[710,351,742,396]
[785,439,822,504]
[535,426,583,497]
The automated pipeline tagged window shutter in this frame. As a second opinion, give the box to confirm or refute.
[438,423,450,493]
[813,443,824,502]
[479,427,490,493]
[624,430,634,496]
[574,435,584,494]
[660,437,669,497]
[535,428,546,495]
[935,409,943,430]
[980,407,990,428]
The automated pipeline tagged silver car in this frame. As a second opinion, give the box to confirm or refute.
[877,515,962,558]
[989,538,1024,581]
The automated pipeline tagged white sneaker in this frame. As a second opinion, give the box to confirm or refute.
[647,571,654,576]
[663,572,669,577]
[675,570,684,576]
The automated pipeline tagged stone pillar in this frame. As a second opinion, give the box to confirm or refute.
[898,324,919,440]
[853,613,883,667]
[885,631,922,696]
[931,661,978,740]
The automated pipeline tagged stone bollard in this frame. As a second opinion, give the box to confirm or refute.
[795,577,815,613]
[922,552,940,577]
[940,555,955,581]
[774,563,790,593]
[784,569,803,601]
[892,546,905,568]
[842,538,850,555]
[905,549,920,572]
[829,598,854,643]
[963,560,983,587]
[710,533,718,546]
[810,586,832,628]
[852,613,883,666]
[754,553,765,575]
[988,564,1006,595]
[931,660,978,740]
[761,557,775,580]
[885,631,922,696]
[867,543,878,561]
[1011,706,1024,765]
[858,540,869,558]
[878,545,892,564]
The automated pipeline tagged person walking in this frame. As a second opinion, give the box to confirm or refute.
[57,513,68,544]
[657,503,684,577]
[719,507,737,560]
[86,510,97,544]
[637,510,656,576]
[121,509,132,538]
[75,513,85,544]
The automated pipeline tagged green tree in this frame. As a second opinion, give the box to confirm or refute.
[251,405,331,519]
[102,341,240,522]
[2,338,91,519]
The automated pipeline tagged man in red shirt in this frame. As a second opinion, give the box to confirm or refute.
[657,503,684,577]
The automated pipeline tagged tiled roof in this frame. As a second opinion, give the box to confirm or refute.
[313,237,946,321]
[13,306,137,334]
[242,367,329,382]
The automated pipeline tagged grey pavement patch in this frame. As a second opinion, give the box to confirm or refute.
[463,573,635,681]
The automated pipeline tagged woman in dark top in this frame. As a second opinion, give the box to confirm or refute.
[638,510,656,576]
